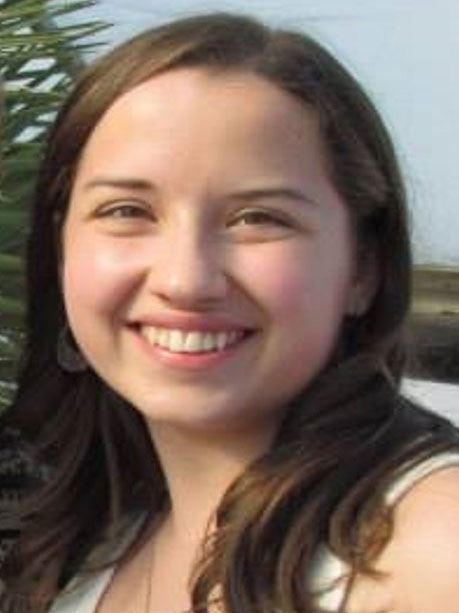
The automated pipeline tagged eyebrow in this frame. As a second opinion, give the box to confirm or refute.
[82,177,155,192]
[82,177,317,207]
[228,187,317,207]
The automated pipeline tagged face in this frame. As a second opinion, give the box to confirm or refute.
[62,68,369,438]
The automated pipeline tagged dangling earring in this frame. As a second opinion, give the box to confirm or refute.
[57,324,87,373]
[346,292,367,317]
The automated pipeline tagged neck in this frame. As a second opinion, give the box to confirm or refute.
[146,421,277,544]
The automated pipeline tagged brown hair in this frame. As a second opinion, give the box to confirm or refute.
[1,12,458,613]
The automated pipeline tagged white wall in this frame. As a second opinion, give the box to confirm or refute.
[403,379,458,425]
[66,0,459,266]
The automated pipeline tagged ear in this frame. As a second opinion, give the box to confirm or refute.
[345,247,379,317]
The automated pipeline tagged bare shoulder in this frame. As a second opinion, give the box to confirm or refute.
[346,466,459,613]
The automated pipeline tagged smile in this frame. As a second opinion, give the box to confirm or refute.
[139,326,247,354]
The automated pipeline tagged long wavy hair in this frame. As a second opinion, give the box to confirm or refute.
[1,12,458,613]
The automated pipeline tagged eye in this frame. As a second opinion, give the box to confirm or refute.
[90,201,157,236]
[229,208,290,227]
[95,202,154,220]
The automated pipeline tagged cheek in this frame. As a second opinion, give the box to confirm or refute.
[236,241,352,322]
[62,236,143,319]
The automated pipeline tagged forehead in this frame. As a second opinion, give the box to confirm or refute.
[71,67,339,208]
[105,67,310,118]
[64,68,356,256]
[83,67,325,156]
[76,68,334,191]
[66,67,354,252]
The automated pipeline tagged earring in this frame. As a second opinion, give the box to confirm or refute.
[346,293,367,317]
[57,325,87,373]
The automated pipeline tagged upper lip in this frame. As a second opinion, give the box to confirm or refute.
[128,312,256,333]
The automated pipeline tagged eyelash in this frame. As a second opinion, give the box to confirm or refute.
[229,209,290,227]
[94,203,293,230]
[95,202,153,219]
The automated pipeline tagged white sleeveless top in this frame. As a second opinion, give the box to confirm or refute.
[49,452,459,613]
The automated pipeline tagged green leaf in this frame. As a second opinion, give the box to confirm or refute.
[0,253,24,272]
[0,0,109,397]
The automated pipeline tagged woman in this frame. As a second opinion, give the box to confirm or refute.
[1,12,459,613]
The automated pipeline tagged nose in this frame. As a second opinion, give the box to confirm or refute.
[148,223,228,309]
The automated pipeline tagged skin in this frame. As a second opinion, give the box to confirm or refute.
[346,467,459,613]
[60,68,459,613]
[62,67,371,612]
[62,68,369,443]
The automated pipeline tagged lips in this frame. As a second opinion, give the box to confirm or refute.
[139,326,246,353]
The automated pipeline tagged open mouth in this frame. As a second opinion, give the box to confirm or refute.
[136,325,255,354]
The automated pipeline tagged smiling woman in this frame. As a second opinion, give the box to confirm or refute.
[1,11,459,613]
[61,68,358,435]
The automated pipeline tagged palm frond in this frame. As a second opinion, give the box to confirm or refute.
[0,0,110,406]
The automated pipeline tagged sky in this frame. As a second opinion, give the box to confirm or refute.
[62,0,459,266]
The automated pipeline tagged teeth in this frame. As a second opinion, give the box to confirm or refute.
[144,327,159,345]
[203,333,215,351]
[184,331,202,352]
[158,328,169,348]
[216,332,227,351]
[141,327,244,353]
[169,329,185,352]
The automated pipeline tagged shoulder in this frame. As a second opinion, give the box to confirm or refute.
[385,466,459,610]
[347,464,459,613]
